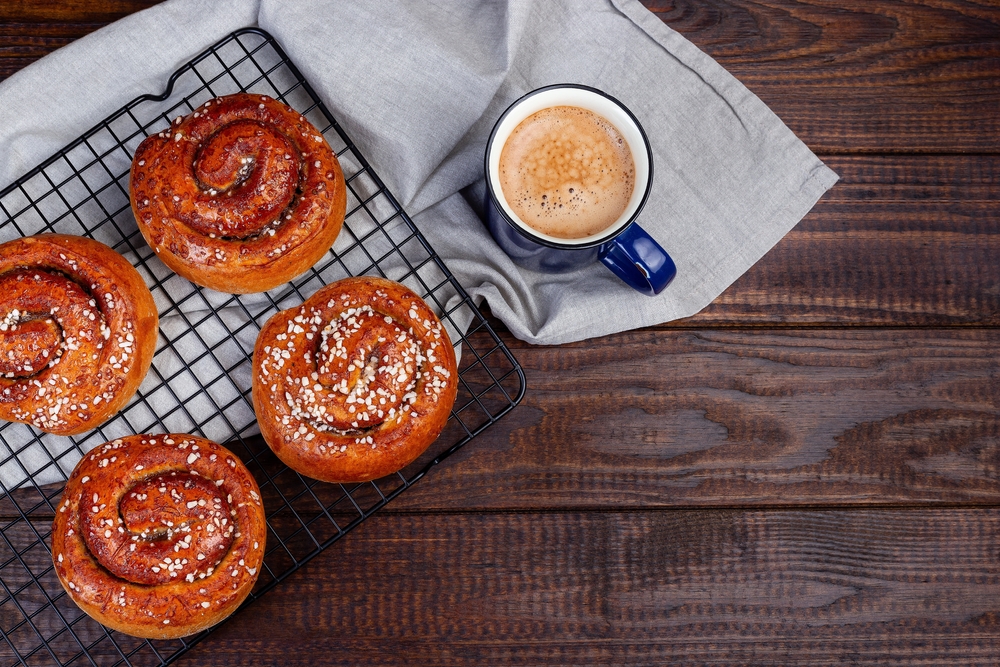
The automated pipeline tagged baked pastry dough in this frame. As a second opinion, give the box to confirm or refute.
[130,93,346,293]
[252,276,458,483]
[51,434,266,639]
[0,234,157,435]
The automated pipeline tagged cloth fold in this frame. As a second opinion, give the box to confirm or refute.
[0,0,836,346]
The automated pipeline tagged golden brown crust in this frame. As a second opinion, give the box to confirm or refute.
[51,434,266,639]
[252,276,459,483]
[130,93,346,294]
[0,234,158,435]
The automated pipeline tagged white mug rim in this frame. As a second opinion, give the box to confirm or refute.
[485,83,653,249]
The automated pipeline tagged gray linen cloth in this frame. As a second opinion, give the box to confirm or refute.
[0,0,837,343]
[0,0,836,487]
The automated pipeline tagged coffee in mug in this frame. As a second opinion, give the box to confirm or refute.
[498,106,635,240]
[484,84,676,295]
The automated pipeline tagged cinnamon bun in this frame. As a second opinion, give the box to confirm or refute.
[0,234,157,435]
[252,277,458,483]
[130,93,346,293]
[51,434,266,639]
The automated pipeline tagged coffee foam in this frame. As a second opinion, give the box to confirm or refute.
[499,106,634,240]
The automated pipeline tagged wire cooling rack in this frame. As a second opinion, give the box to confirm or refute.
[0,28,524,667]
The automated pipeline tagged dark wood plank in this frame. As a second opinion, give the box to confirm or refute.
[184,509,1000,666]
[6,328,998,513]
[0,3,995,667]
[392,327,1000,510]
[650,0,1000,154]
[0,1,163,81]
[0,0,162,21]
[685,155,1000,327]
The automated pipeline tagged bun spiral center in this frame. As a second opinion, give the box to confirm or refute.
[185,119,299,239]
[0,269,100,382]
[295,307,421,432]
[82,471,234,586]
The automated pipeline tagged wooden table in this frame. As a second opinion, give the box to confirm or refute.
[2,1,998,665]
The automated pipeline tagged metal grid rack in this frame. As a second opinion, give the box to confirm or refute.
[0,28,524,667]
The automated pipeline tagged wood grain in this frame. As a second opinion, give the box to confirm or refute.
[0,1,996,666]
[650,0,1000,154]
[184,509,1000,666]
[393,327,1000,510]
[0,1,161,80]
[685,155,1000,326]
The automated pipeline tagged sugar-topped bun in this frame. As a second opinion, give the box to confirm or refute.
[130,93,346,294]
[51,434,266,639]
[0,234,157,435]
[252,276,458,483]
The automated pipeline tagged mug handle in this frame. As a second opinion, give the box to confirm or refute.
[598,223,677,296]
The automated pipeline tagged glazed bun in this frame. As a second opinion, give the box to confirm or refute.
[252,276,458,483]
[0,234,157,435]
[130,93,346,294]
[51,434,266,639]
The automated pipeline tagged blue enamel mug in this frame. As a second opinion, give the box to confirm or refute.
[484,84,676,296]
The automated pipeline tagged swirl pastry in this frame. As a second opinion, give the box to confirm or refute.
[130,92,346,294]
[51,434,266,639]
[252,276,458,483]
[0,234,158,435]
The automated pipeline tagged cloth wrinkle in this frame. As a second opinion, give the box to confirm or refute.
[0,0,837,351]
